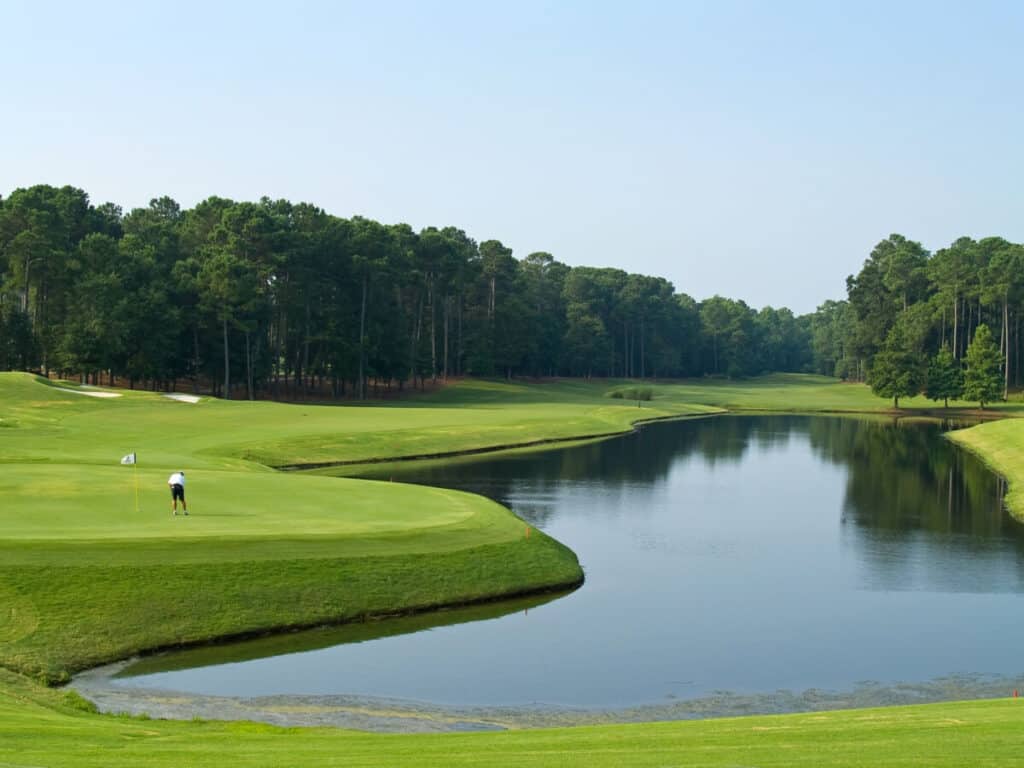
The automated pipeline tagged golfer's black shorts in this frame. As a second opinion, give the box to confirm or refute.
[170,484,185,501]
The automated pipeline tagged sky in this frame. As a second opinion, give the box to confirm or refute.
[3,1,1023,314]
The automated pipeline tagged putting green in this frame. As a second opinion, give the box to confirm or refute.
[1,466,514,543]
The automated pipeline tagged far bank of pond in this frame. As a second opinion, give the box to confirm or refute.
[948,417,1024,521]
[82,415,1024,730]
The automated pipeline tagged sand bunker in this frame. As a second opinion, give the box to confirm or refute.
[55,388,122,398]
[163,393,201,404]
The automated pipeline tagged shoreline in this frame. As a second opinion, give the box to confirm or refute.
[275,411,719,471]
[61,408,1017,690]
[944,421,1023,522]
[64,409,1024,729]
[57,578,583,683]
[277,404,1009,473]
[74,662,1024,733]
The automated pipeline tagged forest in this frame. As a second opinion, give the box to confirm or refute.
[0,185,808,398]
[811,233,1022,406]
[0,185,1020,402]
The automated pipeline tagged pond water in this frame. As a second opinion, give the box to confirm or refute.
[108,415,1024,714]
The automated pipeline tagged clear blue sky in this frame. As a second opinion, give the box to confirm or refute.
[3,1,1022,314]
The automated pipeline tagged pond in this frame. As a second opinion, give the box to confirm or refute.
[90,415,1024,724]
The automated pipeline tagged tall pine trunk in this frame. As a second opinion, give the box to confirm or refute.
[623,324,628,378]
[222,316,230,400]
[303,300,311,397]
[952,293,959,359]
[245,329,253,401]
[21,257,32,314]
[409,289,423,382]
[457,293,463,376]
[1004,297,1010,400]
[443,295,450,380]
[358,275,367,400]
[1016,311,1021,388]
[192,324,200,394]
[429,278,436,381]
[640,317,646,379]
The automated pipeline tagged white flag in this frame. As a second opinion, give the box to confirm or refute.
[120,453,136,465]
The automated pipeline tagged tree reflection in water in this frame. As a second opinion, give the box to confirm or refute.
[375,414,1018,590]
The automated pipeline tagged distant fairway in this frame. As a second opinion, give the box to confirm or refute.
[4,371,1024,765]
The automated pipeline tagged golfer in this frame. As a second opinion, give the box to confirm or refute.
[168,471,188,515]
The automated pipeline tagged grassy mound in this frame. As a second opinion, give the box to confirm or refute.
[0,373,589,681]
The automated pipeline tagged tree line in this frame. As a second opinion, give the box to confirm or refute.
[0,184,813,398]
[3,188,1018,406]
[808,233,1022,407]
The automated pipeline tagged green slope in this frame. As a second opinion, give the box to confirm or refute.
[948,417,1024,520]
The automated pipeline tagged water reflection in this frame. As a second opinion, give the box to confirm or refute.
[110,415,1024,710]
[367,415,1014,557]
[116,591,568,678]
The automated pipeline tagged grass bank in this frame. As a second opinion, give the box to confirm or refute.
[947,419,1024,520]
[3,668,1024,767]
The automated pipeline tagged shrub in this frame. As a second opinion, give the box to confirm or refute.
[63,690,99,713]
[606,386,654,401]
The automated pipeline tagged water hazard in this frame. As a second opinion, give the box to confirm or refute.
[97,415,1024,721]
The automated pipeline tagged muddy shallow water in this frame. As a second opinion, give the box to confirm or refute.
[78,415,1024,730]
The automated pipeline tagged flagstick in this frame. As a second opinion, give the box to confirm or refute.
[134,454,139,512]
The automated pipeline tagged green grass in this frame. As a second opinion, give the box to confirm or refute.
[4,668,1024,767]
[4,535,581,684]
[948,418,1024,521]
[4,370,1024,765]
[0,372,590,681]
[0,373,719,471]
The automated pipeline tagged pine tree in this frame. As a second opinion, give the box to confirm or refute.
[925,346,963,408]
[963,324,1004,409]
[869,324,924,409]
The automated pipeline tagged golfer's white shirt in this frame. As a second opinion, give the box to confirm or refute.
[168,472,185,486]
